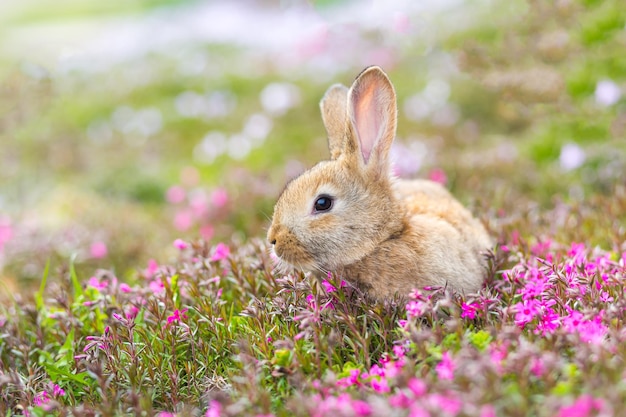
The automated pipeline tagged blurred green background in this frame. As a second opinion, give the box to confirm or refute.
[0,0,624,294]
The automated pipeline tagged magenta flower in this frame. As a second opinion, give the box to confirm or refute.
[210,243,230,261]
[145,259,159,278]
[370,376,390,393]
[206,401,222,417]
[428,168,447,185]
[90,241,108,259]
[435,351,455,381]
[173,239,189,250]
[321,280,337,293]
[408,377,427,397]
[513,299,539,327]
[87,276,108,290]
[119,283,132,293]
[351,400,372,416]
[406,300,427,318]
[167,308,188,325]
[460,302,479,319]
[556,395,605,417]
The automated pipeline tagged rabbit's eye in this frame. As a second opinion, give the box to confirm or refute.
[314,195,333,212]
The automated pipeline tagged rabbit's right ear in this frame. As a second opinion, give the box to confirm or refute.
[346,66,397,178]
[320,84,349,160]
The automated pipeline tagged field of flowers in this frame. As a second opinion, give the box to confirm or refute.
[1,0,625,415]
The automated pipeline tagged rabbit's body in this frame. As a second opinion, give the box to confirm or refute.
[337,179,491,298]
[267,67,491,299]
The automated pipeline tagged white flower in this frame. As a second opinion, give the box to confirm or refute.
[559,143,586,171]
[594,79,621,107]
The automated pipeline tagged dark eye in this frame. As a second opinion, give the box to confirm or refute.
[314,195,333,212]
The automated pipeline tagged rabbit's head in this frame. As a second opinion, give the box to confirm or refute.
[267,67,405,273]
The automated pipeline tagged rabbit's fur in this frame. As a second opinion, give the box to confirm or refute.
[267,66,491,299]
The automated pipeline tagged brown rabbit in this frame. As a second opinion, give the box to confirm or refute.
[267,66,492,299]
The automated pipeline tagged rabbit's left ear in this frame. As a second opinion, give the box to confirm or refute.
[320,84,349,160]
[346,66,397,175]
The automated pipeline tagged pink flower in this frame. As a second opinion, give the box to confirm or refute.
[322,280,337,293]
[556,395,605,417]
[408,406,431,417]
[119,283,131,293]
[390,392,412,408]
[166,185,186,204]
[126,305,140,320]
[351,400,372,416]
[87,276,108,290]
[210,243,230,261]
[435,352,455,380]
[530,356,545,377]
[211,188,229,208]
[157,413,175,417]
[90,241,108,259]
[33,391,50,406]
[206,400,222,417]
[173,239,189,250]
[406,300,427,318]
[167,308,188,325]
[408,377,427,397]
[174,210,193,231]
[370,377,390,393]
[479,405,496,417]
[428,394,462,415]
[200,224,214,240]
[461,302,478,319]
[428,168,447,185]
[0,216,13,251]
[513,299,539,327]
[145,259,159,278]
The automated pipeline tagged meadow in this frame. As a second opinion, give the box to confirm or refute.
[0,0,625,415]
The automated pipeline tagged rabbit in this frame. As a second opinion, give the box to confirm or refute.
[267,66,492,299]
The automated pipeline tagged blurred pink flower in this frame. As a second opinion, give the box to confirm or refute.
[173,239,189,250]
[210,243,230,261]
[126,305,140,319]
[557,395,605,417]
[0,216,13,251]
[351,400,372,416]
[145,259,159,278]
[435,352,455,380]
[428,168,447,185]
[119,283,131,293]
[206,400,222,417]
[90,241,108,259]
[211,188,229,208]
[406,300,427,318]
[174,210,193,231]
[408,407,431,417]
[88,276,108,290]
[370,377,390,393]
[408,378,427,397]
[166,185,186,204]
[200,224,214,240]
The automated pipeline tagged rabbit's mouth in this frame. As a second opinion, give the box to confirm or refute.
[270,243,321,274]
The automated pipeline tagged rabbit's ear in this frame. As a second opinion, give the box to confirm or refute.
[347,66,397,175]
[320,84,349,160]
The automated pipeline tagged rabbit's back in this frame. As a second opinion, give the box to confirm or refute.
[336,179,491,298]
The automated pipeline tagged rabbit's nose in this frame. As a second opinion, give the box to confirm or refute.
[267,225,278,245]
